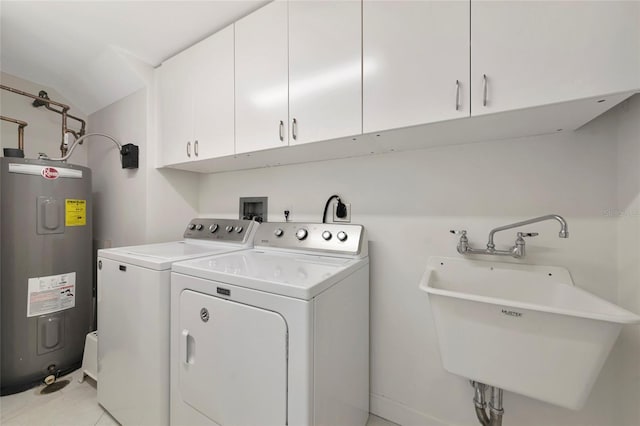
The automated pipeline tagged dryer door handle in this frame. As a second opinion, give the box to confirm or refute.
[182,329,194,365]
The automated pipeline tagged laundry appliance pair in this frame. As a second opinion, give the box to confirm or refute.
[97,219,369,426]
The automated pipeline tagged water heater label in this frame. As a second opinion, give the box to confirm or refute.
[65,199,86,226]
[27,272,76,317]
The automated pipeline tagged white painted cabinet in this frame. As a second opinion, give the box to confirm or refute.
[363,0,470,133]
[159,25,235,165]
[159,48,195,165]
[471,0,640,115]
[235,1,289,154]
[288,0,362,145]
[235,0,362,151]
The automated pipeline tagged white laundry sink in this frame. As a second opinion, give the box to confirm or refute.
[419,256,640,410]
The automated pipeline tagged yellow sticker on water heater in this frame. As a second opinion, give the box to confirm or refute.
[65,199,86,226]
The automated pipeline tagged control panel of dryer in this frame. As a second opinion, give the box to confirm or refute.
[184,218,257,243]
[253,222,367,257]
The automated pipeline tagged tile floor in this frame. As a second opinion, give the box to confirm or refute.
[0,372,398,426]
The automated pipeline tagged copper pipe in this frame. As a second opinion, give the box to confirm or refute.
[34,90,86,138]
[0,84,70,110]
[44,104,86,137]
[0,84,76,156]
[1,115,28,151]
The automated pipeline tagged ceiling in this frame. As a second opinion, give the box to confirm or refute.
[0,0,269,115]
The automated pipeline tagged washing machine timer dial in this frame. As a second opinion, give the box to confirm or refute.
[296,229,308,240]
[209,224,218,233]
[337,231,348,242]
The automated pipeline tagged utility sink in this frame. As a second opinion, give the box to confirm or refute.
[419,257,640,410]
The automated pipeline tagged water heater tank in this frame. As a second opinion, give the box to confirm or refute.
[0,157,93,395]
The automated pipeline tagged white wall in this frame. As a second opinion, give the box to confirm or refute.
[86,69,199,248]
[197,95,640,426]
[88,89,147,247]
[614,95,640,426]
[0,72,88,164]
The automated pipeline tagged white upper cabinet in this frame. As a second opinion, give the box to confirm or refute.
[363,0,470,133]
[159,25,235,166]
[471,0,640,115]
[288,0,362,145]
[235,1,289,154]
[159,47,195,166]
[192,25,235,160]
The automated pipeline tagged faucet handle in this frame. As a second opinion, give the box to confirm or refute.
[450,229,467,236]
[517,232,539,238]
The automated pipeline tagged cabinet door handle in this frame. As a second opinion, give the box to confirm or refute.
[292,118,298,141]
[482,74,488,107]
[455,80,461,111]
[279,121,284,142]
[186,141,191,157]
[194,140,199,157]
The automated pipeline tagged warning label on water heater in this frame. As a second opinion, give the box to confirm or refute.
[27,272,76,317]
[65,199,86,226]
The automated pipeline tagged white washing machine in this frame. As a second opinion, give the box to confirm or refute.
[170,222,370,426]
[97,218,258,426]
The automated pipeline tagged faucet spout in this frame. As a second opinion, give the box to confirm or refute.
[487,214,568,249]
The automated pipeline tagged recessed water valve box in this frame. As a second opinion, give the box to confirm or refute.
[240,197,268,222]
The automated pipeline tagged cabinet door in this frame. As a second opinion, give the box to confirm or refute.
[192,25,235,160]
[471,1,640,115]
[289,0,362,145]
[158,49,195,165]
[235,0,289,154]
[363,0,470,133]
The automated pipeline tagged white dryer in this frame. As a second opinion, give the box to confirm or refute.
[170,222,369,426]
[97,218,258,426]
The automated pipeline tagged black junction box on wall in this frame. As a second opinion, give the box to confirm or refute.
[120,143,139,169]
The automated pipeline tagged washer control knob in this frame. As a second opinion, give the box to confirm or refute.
[296,229,308,240]
[225,225,234,233]
[188,224,196,230]
[322,231,332,241]
[195,224,204,231]
[337,231,348,242]
[274,228,284,237]
[209,224,218,233]
[235,226,243,233]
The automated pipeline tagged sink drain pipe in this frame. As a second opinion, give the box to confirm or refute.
[471,381,504,426]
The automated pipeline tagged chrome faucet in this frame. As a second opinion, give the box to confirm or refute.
[451,214,569,259]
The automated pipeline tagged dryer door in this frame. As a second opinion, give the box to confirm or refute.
[179,289,288,425]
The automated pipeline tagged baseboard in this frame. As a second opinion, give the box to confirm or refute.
[370,393,450,426]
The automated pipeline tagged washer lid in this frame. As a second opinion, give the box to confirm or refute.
[172,249,369,300]
[98,241,246,271]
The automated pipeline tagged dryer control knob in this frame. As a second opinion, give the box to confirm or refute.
[195,224,204,231]
[274,228,284,237]
[322,231,332,241]
[188,224,196,230]
[296,229,308,240]
[235,226,243,233]
[209,224,218,233]
[225,225,233,232]
[337,231,348,242]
